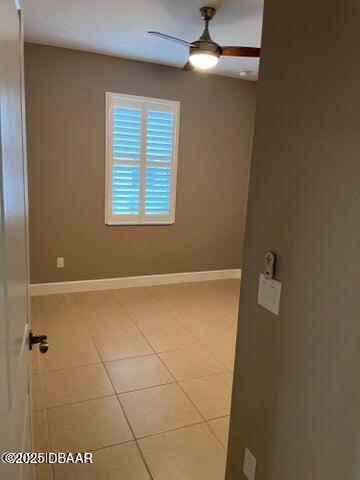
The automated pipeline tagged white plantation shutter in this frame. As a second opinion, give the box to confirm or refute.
[106,93,180,224]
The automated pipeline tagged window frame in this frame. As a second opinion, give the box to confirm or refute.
[105,92,180,225]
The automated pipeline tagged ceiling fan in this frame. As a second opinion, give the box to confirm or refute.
[148,6,260,71]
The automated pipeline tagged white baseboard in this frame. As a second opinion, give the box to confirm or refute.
[30,269,241,296]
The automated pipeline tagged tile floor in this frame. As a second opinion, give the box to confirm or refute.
[31,279,240,480]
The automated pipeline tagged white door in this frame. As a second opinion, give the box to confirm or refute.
[0,1,33,479]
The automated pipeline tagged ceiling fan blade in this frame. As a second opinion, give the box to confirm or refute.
[148,31,195,47]
[182,61,194,71]
[221,46,260,57]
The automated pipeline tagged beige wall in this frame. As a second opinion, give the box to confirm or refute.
[25,43,256,284]
[227,0,360,479]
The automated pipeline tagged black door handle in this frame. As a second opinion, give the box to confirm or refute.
[29,331,49,354]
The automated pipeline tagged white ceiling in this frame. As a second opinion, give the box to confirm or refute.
[23,0,263,81]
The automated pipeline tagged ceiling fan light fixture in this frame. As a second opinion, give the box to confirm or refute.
[189,51,219,70]
[148,6,260,74]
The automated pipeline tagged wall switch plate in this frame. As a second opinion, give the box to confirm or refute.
[57,257,64,268]
[243,447,256,480]
[257,273,282,315]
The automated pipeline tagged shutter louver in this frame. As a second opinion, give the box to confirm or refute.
[145,167,171,215]
[147,111,174,162]
[112,165,140,215]
[113,107,141,161]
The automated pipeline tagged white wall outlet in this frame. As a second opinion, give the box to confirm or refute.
[56,257,64,268]
[257,273,282,315]
[243,447,256,480]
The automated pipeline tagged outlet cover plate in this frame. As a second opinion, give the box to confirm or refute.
[57,257,64,268]
[243,447,256,480]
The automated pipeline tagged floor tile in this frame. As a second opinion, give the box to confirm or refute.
[146,284,189,300]
[33,309,83,326]
[105,354,174,393]
[43,364,114,408]
[159,346,227,381]
[32,374,45,411]
[32,410,50,451]
[145,293,189,311]
[74,290,125,316]
[138,423,226,480]
[222,314,239,328]
[200,279,240,297]
[148,283,206,302]
[32,319,90,345]
[208,416,230,448]
[32,348,40,375]
[47,396,133,451]
[93,331,153,361]
[54,442,151,480]
[213,301,239,320]
[186,321,236,345]
[40,339,101,372]
[207,342,236,370]
[129,308,181,332]
[84,313,137,337]
[35,463,54,480]
[33,293,78,317]
[113,287,161,312]
[113,286,154,304]
[119,383,202,438]
[143,326,201,353]
[168,303,220,326]
[180,372,233,420]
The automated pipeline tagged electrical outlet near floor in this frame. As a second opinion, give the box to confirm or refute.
[243,447,256,480]
[56,257,64,268]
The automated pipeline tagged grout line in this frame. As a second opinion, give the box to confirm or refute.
[40,359,102,375]
[118,290,235,395]
[32,283,239,478]
[52,417,228,454]
[144,278,237,446]
[44,392,116,411]
[43,366,230,411]
[130,418,206,442]
[199,343,235,372]
[76,295,155,480]
[98,344,156,362]
[108,290,161,355]
[202,419,228,452]
[154,352,207,423]
[142,282,238,354]
[206,413,231,422]
[80,290,218,476]
[98,349,155,479]
[82,438,139,453]
[41,361,106,377]
[174,319,237,371]
[158,367,231,383]
[113,379,176,396]
[134,418,227,452]
[117,405,155,480]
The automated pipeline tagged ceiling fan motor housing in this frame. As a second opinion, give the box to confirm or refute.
[190,40,221,59]
[191,6,221,58]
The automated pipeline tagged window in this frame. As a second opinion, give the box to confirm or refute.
[105,92,180,225]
